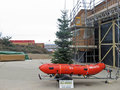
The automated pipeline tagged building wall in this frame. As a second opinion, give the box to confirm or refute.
[71,10,85,26]
[71,10,94,51]
[71,0,119,52]
[35,43,44,48]
[10,40,35,45]
[44,44,57,52]
[71,0,120,65]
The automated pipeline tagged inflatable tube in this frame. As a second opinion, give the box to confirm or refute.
[39,63,105,75]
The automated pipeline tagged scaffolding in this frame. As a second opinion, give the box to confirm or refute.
[70,0,120,68]
[70,0,97,63]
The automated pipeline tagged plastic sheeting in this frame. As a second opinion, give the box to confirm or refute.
[0,51,29,60]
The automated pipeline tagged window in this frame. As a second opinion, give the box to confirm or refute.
[84,68,88,71]
[49,67,54,70]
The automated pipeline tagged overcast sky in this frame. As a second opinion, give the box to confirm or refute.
[0,0,76,44]
[0,0,100,44]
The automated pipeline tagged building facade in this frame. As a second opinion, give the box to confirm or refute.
[71,0,120,67]
[10,40,35,45]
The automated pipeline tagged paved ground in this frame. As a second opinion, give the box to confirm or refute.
[28,54,52,59]
[0,59,120,90]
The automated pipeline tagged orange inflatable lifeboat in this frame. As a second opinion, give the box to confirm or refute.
[39,63,105,75]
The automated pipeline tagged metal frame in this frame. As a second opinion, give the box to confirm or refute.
[38,68,116,81]
[70,0,120,68]
[70,0,97,63]
[87,0,119,24]
[99,19,120,67]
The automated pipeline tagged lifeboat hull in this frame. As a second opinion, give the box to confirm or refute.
[39,63,105,75]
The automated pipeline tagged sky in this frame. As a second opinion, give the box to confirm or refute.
[0,0,76,44]
[0,0,100,44]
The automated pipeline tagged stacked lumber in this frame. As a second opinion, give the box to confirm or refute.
[0,55,25,61]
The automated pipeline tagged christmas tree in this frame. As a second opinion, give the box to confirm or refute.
[51,11,73,64]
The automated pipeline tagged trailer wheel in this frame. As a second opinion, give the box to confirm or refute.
[55,74,72,81]
[105,80,108,83]
[61,75,72,80]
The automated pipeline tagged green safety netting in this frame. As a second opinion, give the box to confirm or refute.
[0,51,29,60]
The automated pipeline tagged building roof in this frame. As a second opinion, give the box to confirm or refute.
[10,40,35,43]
